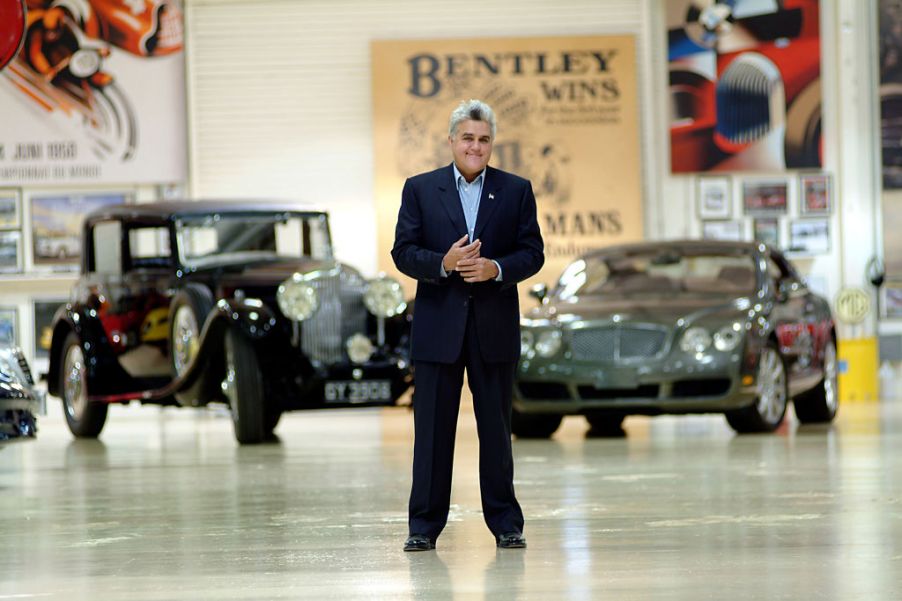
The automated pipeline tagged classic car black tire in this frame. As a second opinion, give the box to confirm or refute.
[59,331,108,438]
[585,413,626,437]
[511,409,563,439]
[794,340,839,423]
[725,341,788,434]
[224,329,266,444]
[169,283,215,406]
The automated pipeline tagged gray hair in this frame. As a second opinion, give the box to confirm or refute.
[448,99,496,138]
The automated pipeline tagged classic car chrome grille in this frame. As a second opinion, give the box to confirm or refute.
[301,270,368,363]
[570,326,668,362]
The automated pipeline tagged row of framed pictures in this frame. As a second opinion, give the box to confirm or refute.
[702,217,831,254]
[0,188,133,274]
[697,173,832,219]
[0,300,64,359]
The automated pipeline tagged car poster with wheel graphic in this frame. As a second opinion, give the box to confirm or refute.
[31,192,128,269]
[0,0,186,185]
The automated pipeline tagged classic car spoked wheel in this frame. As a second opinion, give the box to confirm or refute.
[59,331,108,438]
[585,413,626,437]
[511,408,563,439]
[223,329,266,444]
[169,284,215,405]
[794,339,839,423]
[725,342,788,433]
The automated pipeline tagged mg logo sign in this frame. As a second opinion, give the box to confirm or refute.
[835,287,870,325]
[0,0,26,71]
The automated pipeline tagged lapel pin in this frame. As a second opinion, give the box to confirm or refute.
[488,193,494,200]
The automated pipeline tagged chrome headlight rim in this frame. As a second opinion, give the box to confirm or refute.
[680,326,712,354]
[276,273,319,321]
[713,323,744,352]
[535,330,562,358]
[364,275,407,318]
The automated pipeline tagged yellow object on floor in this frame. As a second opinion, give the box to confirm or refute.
[838,337,879,401]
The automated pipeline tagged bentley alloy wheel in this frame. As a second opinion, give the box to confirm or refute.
[725,341,787,433]
[794,340,839,423]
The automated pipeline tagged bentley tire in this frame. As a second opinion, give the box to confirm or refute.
[794,339,839,423]
[223,329,265,444]
[169,283,215,405]
[59,331,108,438]
[725,341,788,433]
[511,408,562,439]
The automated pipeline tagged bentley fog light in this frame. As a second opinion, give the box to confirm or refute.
[535,330,562,357]
[277,274,319,321]
[520,330,535,356]
[364,276,407,318]
[714,323,743,352]
[346,333,375,364]
[680,327,711,353]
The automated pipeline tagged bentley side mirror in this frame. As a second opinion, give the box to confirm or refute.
[529,283,548,302]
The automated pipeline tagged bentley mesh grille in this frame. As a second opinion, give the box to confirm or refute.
[570,326,668,362]
[301,271,368,363]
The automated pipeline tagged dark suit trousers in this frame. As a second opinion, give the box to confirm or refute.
[408,304,524,540]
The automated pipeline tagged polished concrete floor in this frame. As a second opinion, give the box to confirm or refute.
[2,394,902,600]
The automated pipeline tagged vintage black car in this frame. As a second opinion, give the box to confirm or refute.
[0,345,44,445]
[46,201,412,443]
[514,240,838,437]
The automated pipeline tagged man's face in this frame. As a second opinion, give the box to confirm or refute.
[449,119,493,181]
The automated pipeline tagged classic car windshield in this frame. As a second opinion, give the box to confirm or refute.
[176,213,331,267]
[554,250,758,300]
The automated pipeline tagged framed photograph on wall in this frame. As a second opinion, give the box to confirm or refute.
[800,173,832,215]
[697,176,731,219]
[0,307,17,345]
[0,189,20,229]
[789,218,830,254]
[31,192,130,269]
[753,217,780,248]
[0,231,22,273]
[702,220,743,241]
[886,285,902,318]
[33,299,65,359]
[742,180,788,215]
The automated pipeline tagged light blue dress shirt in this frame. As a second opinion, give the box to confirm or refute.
[440,164,502,280]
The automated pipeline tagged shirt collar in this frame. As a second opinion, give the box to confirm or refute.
[452,163,486,187]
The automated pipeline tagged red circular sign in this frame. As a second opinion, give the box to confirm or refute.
[0,0,27,71]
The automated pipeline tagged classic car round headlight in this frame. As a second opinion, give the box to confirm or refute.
[277,274,319,321]
[364,276,407,318]
[535,330,562,357]
[714,323,743,352]
[520,330,535,356]
[680,327,712,353]
[346,333,375,364]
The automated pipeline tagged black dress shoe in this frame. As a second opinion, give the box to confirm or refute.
[496,532,526,549]
[404,534,435,552]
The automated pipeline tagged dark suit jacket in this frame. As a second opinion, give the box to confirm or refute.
[391,164,544,364]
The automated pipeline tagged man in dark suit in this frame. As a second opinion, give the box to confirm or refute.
[391,99,544,551]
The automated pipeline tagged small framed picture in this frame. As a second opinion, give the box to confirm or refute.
[0,230,22,273]
[886,285,902,318]
[0,189,20,229]
[743,180,788,215]
[702,220,743,241]
[800,173,832,215]
[697,176,731,219]
[33,299,65,359]
[789,218,830,254]
[753,217,780,248]
[0,307,17,345]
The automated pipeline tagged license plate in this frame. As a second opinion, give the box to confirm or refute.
[324,380,392,403]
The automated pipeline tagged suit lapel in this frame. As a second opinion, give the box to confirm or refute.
[437,164,468,237]
[473,168,501,241]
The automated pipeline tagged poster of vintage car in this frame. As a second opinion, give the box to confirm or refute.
[31,192,128,268]
[667,0,822,172]
[0,230,21,273]
[0,0,187,186]
[372,35,643,294]
[0,307,16,344]
[789,218,830,254]
[0,188,20,228]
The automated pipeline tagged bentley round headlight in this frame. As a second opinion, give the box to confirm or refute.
[277,274,319,321]
[364,276,407,318]
[714,323,743,352]
[680,327,712,353]
[520,330,535,356]
[535,330,562,358]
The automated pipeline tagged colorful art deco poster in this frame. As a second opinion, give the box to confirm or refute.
[372,35,643,293]
[0,0,187,185]
[667,0,822,173]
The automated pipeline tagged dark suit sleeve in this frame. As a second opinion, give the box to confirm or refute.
[494,180,544,289]
[391,178,445,284]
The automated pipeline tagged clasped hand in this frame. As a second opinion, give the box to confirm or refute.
[443,235,498,283]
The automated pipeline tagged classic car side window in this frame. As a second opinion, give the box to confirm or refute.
[92,221,122,275]
[127,227,172,270]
